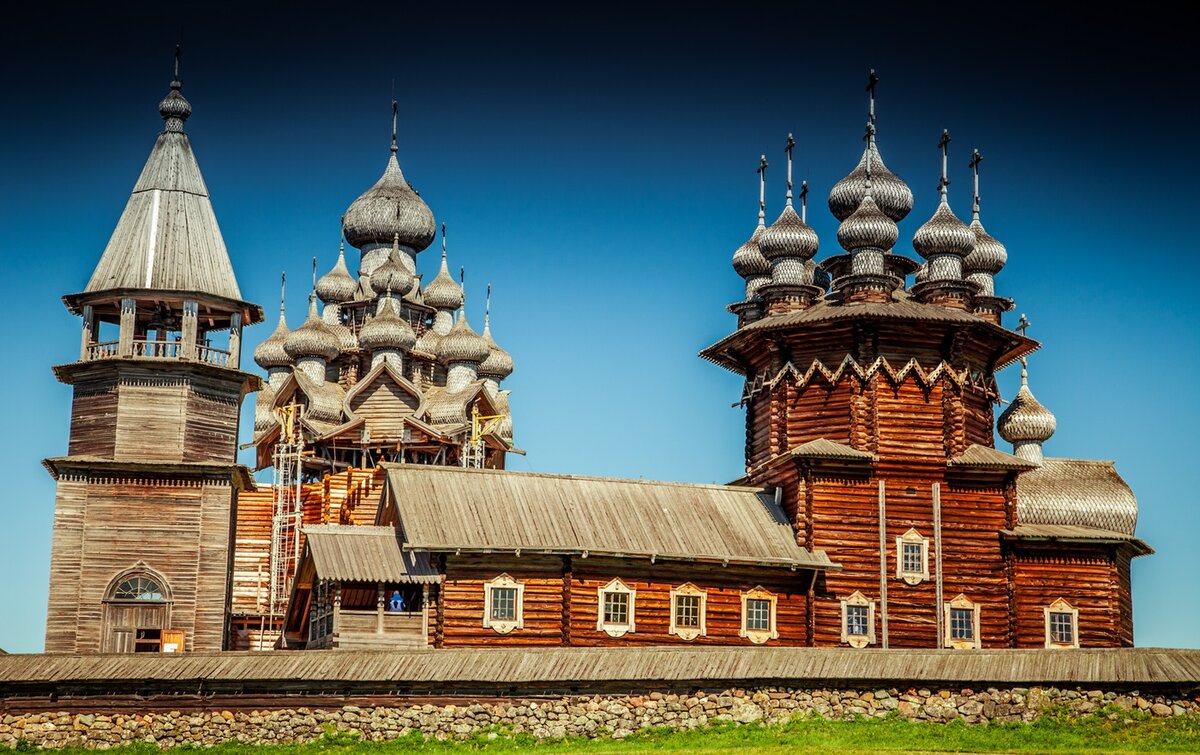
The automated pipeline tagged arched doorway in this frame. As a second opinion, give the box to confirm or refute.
[100,565,173,653]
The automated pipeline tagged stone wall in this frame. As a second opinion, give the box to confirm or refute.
[2,685,1198,748]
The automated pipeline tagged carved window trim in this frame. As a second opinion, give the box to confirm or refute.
[669,583,707,641]
[840,590,876,648]
[482,573,525,635]
[944,593,981,649]
[739,585,778,644]
[894,528,931,585]
[596,578,636,637]
[1044,598,1080,649]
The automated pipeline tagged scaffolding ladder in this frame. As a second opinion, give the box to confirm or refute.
[461,407,506,469]
[269,403,305,617]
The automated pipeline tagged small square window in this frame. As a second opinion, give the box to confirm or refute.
[846,604,869,636]
[490,587,517,621]
[950,607,974,641]
[674,594,700,628]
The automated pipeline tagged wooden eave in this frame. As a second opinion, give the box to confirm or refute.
[749,439,875,479]
[52,356,263,394]
[63,288,264,327]
[946,444,1037,478]
[403,543,840,572]
[42,456,256,490]
[999,525,1154,557]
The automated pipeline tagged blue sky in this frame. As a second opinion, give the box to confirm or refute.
[0,4,1194,652]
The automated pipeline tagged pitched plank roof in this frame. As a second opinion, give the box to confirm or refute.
[948,444,1038,471]
[1017,458,1139,536]
[2,647,1198,693]
[84,121,243,301]
[303,525,440,584]
[381,464,836,570]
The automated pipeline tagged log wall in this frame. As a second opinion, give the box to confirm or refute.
[1011,546,1128,648]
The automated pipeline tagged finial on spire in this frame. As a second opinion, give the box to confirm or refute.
[441,222,447,260]
[799,180,809,223]
[172,44,182,89]
[280,271,286,315]
[757,155,768,226]
[459,266,466,316]
[390,99,398,154]
[863,122,876,189]
[485,283,492,329]
[866,69,878,127]
[969,148,983,220]
[784,134,796,206]
[1016,314,1032,381]
[937,129,951,196]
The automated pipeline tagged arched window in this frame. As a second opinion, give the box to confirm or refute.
[111,576,166,601]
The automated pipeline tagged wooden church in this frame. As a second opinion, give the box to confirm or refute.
[43,61,1149,655]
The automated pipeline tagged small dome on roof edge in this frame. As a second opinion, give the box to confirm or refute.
[828,140,913,222]
[253,311,292,369]
[316,244,358,304]
[358,296,417,352]
[436,313,490,364]
[732,226,770,279]
[964,219,1008,275]
[758,204,819,261]
[342,154,436,252]
[997,366,1057,444]
[283,297,340,361]
[913,197,975,260]
[836,195,898,252]
[479,323,515,380]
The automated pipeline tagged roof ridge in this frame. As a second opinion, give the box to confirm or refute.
[379,461,764,493]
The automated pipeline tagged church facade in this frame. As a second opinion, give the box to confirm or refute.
[43,62,1148,654]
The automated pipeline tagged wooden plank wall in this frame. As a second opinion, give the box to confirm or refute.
[437,556,809,648]
[1011,546,1124,648]
[347,377,420,442]
[67,377,117,458]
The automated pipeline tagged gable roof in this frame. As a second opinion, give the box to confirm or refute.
[1017,458,1138,536]
[382,464,837,570]
[303,525,440,584]
[85,125,243,301]
[948,444,1038,471]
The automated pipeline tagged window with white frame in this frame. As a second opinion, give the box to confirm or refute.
[596,578,636,637]
[1044,598,1079,648]
[943,594,981,649]
[669,583,707,641]
[894,528,930,585]
[840,591,876,648]
[739,586,778,644]
[483,573,525,635]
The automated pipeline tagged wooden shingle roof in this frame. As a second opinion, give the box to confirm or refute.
[1017,458,1139,536]
[303,525,440,584]
[84,111,243,301]
[382,464,836,570]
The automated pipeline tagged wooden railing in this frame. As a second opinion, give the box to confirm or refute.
[81,339,230,367]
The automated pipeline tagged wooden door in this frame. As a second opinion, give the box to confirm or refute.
[102,601,170,653]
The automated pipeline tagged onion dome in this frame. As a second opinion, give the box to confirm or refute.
[322,304,357,351]
[837,195,898,252]
[370,235,416,296]
[436,312,489,364]
[357,296,416,352]
[759,204,819,261]
[158,48,191,130]
[829,140,913,222]
[997,362,1057,444]
[732,226,770,279]
[316,243,358,304]
[413,327,441,355]
[342,102,436,252]
[912,197,975,260]
[965,219,1008,275]
[283,295,340,361]
[253,308,292,369]
[479,319,515,381]
[424,249,464,311]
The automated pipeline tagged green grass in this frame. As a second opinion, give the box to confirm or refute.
[22,707,1200,754]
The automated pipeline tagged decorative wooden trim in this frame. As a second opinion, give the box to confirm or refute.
[1044,598,1080,649]
[668,583,707,641]
[482,573,525,635]
[944,593,981,650]
[596,578,636,637]
[739,585,778,644]
[895,528,931,585]
[840,590,876,648]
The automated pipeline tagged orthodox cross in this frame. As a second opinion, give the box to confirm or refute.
[441,222,448,259]
[311,256,317,292]
[785,133,796,204]
[937,129,951,195]
[485,283,493,328]
[390,99,399,154]
[279,271,286,314]
[1016,313,1031,337]
[866,69,878,126]
[757,155,768,219]
[1016,313,1032,378]
[969,148,983,218]
[799,180,809,223]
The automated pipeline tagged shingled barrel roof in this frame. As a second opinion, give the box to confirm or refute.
[381,464,837,570]
[1016,458,1139,536]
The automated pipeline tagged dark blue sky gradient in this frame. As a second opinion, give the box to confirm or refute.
[1,3,1194,652]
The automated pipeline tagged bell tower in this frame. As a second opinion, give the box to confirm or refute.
[44,50,262,653]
